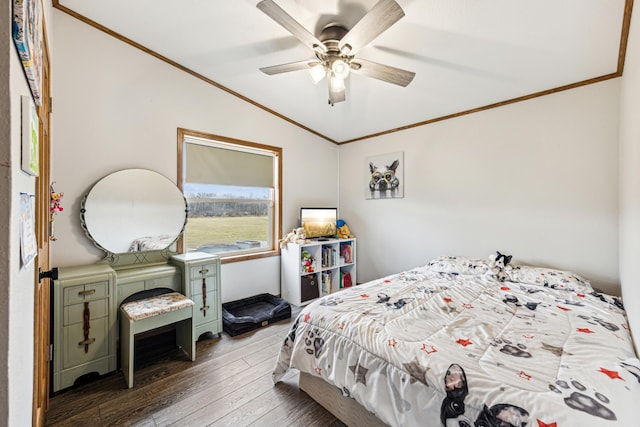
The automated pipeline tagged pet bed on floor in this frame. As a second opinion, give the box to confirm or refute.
[222,293,291,336]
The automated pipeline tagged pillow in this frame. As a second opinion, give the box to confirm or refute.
[505,265,593,292]
[425,256,491,275]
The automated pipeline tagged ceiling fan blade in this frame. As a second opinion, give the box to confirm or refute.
[260,60,319,75]
[351,58,415,87]
[338,0,405,55]
[257,0,327,53]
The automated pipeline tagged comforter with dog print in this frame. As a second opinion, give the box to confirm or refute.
[273,256,640,427]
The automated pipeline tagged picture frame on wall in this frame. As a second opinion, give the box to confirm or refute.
[19,193,38,268]
[12,0,44,106]
[22,96,40,176]
[366,151,404,199]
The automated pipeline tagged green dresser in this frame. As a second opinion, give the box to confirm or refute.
[171,252,222,341]
[52,264,117,392]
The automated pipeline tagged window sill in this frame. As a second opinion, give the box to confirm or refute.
[218,249,281,264]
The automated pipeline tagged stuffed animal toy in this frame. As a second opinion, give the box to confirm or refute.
[490,251,512,269]
[489,250,512,281]
[301,250,315,273]
[279,227,307,248]
[336,219,354,239]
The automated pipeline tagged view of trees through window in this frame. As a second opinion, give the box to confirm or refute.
[183,183,274,254]
[179,129,281,259]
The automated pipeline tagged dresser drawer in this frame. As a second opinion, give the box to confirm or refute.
[192,290,219,326]
[63,298,109,326]
[62,316,109,370]
[63,281,109,305]
[146,273,180,291]
[189,276,217,296]
[189,263,218,280]
[170,252,221,340]
[117,281,146,306]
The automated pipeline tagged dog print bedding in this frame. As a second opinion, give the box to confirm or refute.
[273,255,640,427]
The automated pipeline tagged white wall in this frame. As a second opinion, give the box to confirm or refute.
[0,4,11,421]
[2,0,54,423]
[7,53,37,425]
[339,80,621,294]
[50,11,338,302]
[619,3,640,351]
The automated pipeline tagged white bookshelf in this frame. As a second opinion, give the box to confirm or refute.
[281,238,356,306]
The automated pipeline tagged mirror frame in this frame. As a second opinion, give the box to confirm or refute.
[80,168,188,266]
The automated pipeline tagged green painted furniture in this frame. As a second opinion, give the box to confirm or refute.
[115,264,181,307]
[171,252,222,341]
[52,263,186,391]
[52,264,117,392]
[120,292,195,388]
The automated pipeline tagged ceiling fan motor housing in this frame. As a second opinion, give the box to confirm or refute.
[316,24,354,74]
[318,24,348,45]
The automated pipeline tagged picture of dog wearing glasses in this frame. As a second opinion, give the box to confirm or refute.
[369,159,401,198]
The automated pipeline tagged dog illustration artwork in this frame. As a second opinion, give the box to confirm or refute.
[441,364,530,427]
[369,159,401,198]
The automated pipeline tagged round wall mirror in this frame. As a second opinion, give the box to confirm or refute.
[81,169,187,254]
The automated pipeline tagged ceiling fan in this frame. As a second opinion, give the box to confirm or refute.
[256,0,416,106]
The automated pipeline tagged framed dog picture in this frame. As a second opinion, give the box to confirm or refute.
[366,151,404,199]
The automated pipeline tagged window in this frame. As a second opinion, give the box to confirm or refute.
[178,129,281,262]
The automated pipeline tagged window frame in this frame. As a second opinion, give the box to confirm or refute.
[177,128,282,263]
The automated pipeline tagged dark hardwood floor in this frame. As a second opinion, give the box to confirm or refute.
[46,309,345,427]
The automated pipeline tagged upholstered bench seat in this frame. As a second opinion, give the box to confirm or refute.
[121,292,194,321]
[120,292,195,388]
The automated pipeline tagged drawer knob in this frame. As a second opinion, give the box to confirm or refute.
[78,338,96,346]
[78,289,96,296]
[199,268,209,274]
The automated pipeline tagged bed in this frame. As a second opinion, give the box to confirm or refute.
[273,254,640,426]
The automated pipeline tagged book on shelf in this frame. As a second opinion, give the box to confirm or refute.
[321,272,331,296]
[340,243,352,264]
[321,246,338,268]
[340,271,352,288]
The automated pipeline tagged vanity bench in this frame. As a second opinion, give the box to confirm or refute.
[120,292,195,388]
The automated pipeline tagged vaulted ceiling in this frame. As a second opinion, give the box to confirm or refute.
[54,0,632,143]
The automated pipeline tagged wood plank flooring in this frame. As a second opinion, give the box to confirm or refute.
[45,310,346,427]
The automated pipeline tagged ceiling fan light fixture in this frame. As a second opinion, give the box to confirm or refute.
[329,74,346,92]
[328,74,346,106]
[331,59,350,79]
[308,63,326,84]
[257,0,414,106]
